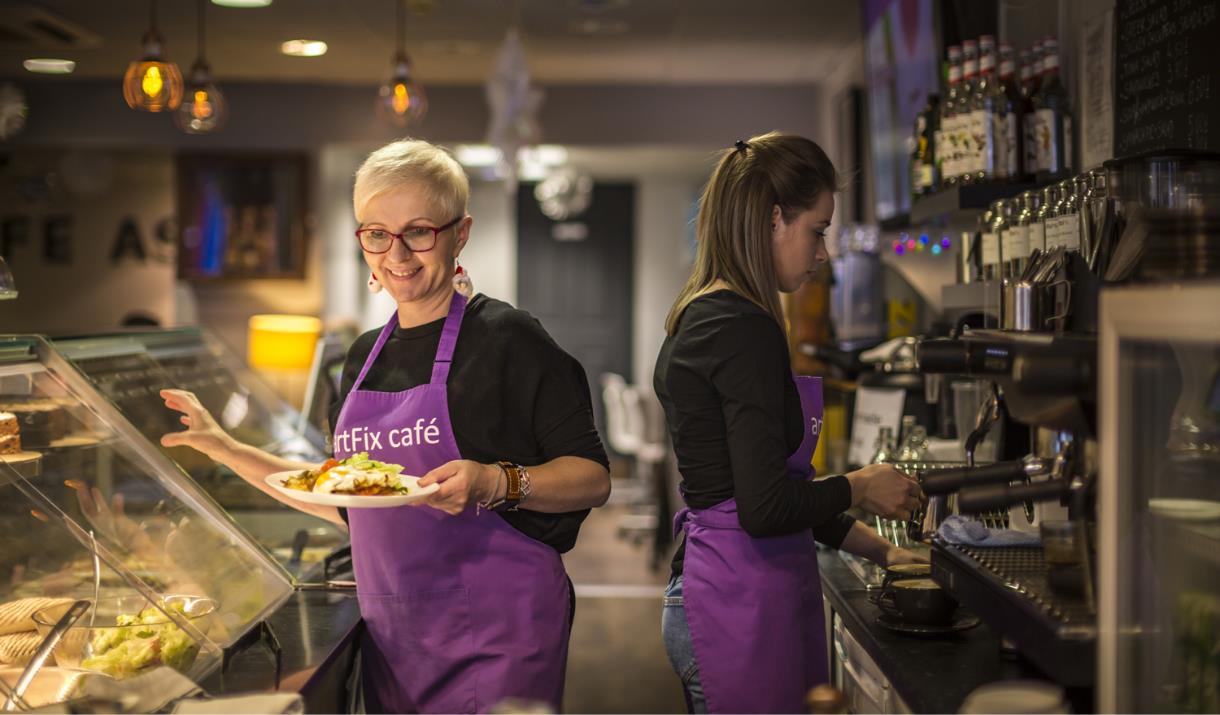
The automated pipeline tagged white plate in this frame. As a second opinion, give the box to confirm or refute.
[265,469,438,509]
[1148,498,1220,523]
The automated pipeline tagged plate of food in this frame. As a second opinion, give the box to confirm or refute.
[265,453,437,508]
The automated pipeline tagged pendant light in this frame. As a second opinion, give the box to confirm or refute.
[122,0,185,112]
[175,0,227,133]
[375,0,427,127]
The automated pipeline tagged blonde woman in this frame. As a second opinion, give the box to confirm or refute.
[161,139,611,713]
[655,133,925,713]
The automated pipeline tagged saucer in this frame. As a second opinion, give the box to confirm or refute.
[876,611,979,637]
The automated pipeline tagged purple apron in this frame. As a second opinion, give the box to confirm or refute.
[334,292,572,714]
[673,375,827,714]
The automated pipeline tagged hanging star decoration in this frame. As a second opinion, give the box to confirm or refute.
[485,28,543,182]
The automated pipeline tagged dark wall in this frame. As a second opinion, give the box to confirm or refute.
[6,80,823,151]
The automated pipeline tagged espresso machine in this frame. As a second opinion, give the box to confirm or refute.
[908,150,1220,706]
[913,331,1100,692]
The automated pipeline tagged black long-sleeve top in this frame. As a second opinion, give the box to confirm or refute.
[329,294,608,553]
[654,290,855,576]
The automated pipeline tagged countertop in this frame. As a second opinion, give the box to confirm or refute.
[818,548,1035,713]
[200,587,362,713]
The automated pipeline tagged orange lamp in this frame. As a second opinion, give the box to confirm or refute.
[247,315,321,371]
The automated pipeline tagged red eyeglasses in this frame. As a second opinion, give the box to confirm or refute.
[355,215,464,253]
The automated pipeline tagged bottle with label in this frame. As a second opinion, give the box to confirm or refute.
[938,46,963,187]
[1022,190,1043,259]
[1005,192,1033,278]
[1060,178,1083,253]
[981,200,1004,281]
[911,94,940,198]
[909,116,923,203]
[958,39,981,185]
[1031,37,1072,180]
[1081,169,1107,267]
[1032,183,1058,254]
[997,43,1022,181]
[972,35,1002,183]
[1022,41,1043,179]
[1073,174,1091,252]
[1046,179,1080,252]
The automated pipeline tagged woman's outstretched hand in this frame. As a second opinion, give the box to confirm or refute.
[159,389,232,459]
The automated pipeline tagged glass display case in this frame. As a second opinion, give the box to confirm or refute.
[53,329,346,576]
[1099,282,1220,712]
[0,335,294,701]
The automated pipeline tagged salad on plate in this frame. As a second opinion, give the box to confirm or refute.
[283,453,413,496]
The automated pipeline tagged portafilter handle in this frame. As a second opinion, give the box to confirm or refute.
[920,457,1050,496]
[957,479,1067,514]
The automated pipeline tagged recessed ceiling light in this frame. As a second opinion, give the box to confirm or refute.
[280,39,328,57]
[211,0,272,7]
[23,58,75,74]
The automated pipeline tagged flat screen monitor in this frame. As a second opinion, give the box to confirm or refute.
[299,333,348,441]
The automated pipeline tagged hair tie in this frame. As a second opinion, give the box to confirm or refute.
[734,139,749,152]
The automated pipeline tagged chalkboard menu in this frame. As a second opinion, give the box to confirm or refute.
[1115,0,1219,157]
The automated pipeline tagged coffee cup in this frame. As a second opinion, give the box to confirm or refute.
[881,562,932,590]
[880,578,958,625]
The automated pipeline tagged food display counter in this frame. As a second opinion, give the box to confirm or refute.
[53,328,347,577]
[0,334,359,712]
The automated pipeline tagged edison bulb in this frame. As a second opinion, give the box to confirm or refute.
[122,31,183,112]
[376,53,427,127]
[174,61,226,133]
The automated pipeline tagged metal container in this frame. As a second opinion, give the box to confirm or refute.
[1002,279,1070,332]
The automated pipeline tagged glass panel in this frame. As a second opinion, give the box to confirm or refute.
[0,466,221,691]
[0,336,292,654]
[1117,337,1220,713]
[54,330,345,575]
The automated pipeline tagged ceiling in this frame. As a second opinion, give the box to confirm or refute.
[0,0,862,85]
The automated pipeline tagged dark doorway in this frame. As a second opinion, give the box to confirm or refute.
[516,182,634,441]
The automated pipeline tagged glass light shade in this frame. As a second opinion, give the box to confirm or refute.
[375,53,427,127]
[248,315,321,371]
[123,32,183,112]
[174,61,226,133]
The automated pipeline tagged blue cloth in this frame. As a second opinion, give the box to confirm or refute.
[938,514,1041,547]
[662,575,708,714]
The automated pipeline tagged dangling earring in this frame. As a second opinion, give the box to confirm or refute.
[367,272,383,294]
[453,261,474,297]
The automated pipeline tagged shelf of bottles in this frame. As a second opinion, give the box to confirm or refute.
[909,35,1074,226]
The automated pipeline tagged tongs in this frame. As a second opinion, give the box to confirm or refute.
[2,600,91,712]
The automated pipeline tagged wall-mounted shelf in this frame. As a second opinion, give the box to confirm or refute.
[910,181,1043,228]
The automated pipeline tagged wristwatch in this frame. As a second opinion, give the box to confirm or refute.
[487,461,531,512]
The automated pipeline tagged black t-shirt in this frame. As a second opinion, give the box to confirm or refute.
[329,294,608,553]
[654,290,855,576]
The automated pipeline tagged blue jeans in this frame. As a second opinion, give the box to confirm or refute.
[662,575,708,714]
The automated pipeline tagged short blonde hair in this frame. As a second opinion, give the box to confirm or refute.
[352,138,469,223]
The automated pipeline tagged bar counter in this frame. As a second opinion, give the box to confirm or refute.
[818,548,1038,713]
